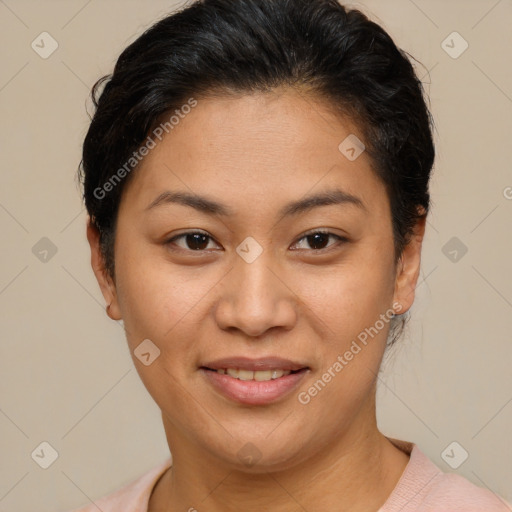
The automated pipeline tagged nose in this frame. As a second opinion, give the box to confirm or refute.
[213,250,298,338]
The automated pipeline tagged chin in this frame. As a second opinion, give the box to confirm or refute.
[202,430,317,474]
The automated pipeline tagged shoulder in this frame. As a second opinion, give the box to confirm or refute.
[423,470,511,511]
[66,458,172,512]
[382,438,511,512]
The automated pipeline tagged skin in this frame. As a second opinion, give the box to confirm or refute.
[87,87,425,512]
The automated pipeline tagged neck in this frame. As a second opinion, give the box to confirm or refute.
[149,396,409,512]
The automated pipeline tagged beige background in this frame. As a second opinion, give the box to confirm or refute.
[0,0,511,510]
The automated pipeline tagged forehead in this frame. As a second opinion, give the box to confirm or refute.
[119,89,387,216]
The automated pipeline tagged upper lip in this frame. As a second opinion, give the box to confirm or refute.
[201,357,309,372]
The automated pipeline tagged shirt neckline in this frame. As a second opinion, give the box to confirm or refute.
[377,437,442,512]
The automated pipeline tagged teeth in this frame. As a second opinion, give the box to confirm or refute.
[217,368,292,381]
[237,369,254,381]
[254,370,272,381]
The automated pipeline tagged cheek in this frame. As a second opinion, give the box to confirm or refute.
[114,252,206,411]
[300,247,396,339]
[296,241,396,387]
[114,241,201,350]
[293,262,394,434]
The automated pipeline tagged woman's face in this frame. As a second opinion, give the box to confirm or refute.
[89,88,423,470]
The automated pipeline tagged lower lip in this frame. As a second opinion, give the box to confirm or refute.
[200,368,308,405]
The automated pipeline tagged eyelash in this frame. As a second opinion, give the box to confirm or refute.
[165,229,348,254]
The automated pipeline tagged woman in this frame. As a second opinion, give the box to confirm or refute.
[71,0,510,510]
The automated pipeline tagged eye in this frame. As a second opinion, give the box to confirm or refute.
[291,229,347,252]
[165,230,220,252]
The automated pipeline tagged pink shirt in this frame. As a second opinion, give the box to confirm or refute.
[69,438,511,511]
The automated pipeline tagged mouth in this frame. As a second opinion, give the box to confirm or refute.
[199,358,310,405]
[201,367,306,381]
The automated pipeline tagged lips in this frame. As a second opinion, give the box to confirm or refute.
[199,356,310,405]
[201,356,309,372]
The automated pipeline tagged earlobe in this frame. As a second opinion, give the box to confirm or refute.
[86,217,122,320]
[392,212,427,314]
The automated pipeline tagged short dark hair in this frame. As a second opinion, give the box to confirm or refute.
[79,0,435,345]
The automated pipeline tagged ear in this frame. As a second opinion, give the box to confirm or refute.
[86,217,122,320]
[392,211,427,315]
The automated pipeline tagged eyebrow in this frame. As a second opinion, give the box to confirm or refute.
[145,188,367,217]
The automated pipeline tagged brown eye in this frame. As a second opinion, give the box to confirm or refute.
[166,231,219,251]
[292,230,347,251]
